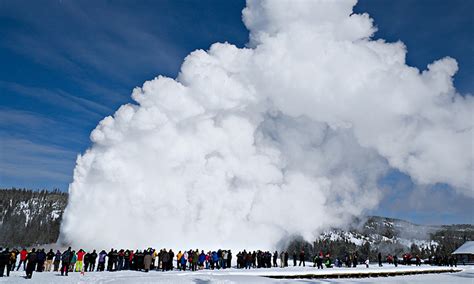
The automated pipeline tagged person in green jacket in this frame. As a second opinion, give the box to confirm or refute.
[191,250,198,271]
[69,251,77,272]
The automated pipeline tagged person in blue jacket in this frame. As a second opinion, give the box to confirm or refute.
[198,251,206,269]
[211,251,219,269]
[180,251,187,271]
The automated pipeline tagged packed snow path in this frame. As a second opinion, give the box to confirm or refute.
[1,265,471,283]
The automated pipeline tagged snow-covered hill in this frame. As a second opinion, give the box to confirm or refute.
[0,188,68,246]
[309,216,473,258]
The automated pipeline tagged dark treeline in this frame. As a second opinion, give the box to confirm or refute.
[0,188,68,247]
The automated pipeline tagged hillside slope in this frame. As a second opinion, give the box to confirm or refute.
[0,188,68,247]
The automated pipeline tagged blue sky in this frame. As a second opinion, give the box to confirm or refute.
[0,0,472,225]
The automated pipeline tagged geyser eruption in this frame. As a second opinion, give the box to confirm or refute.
[61,0,473,249]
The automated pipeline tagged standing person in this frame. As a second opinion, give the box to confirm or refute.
[129,250,135,270]
[252,251,257,268]
[157,249,162,271]
[280,251,285,268]
[124,250,131,270]
[76,249,85,272]
[25,249,37,279]
[205,252,211,269]
[394,255,398,267]
[318,254,324,269]
[365,258,370,268]
[299,250,305,267]
[168,249,175,271]
[293,251,297,266]
[198,251,206,270]
[17,248,28,271]
[378,252,383,267]
[84,252,91,272]
[61,247,72,276]
[70,251,77,272]
[89,250,98,271]
[353,253,358,268]
[222,250,228,269]
[227,250,232,269]
[136,250,145,271]
[118,250,124,271]
[46,249,55,271]
[161,250,169,272]
[0,248,9,277]
[144,251,152,272]
[216,250,222,269]
[7,249,17,276]
[107,249,114,271]
[113,250,119,271]
[98,250,107,272]
[273,251,278,267]
[211,251,218,270]
[180,251,187,271]
[150,249,156,270]
[191,250,198,271]
[176,251,182,270]
[53,250,61,271]
[36,249,46,272]
[246,252,252,269]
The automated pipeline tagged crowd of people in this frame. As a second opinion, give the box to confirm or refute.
[0,246,460,279]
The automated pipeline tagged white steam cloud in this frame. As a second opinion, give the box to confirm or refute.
[61,0,473,250]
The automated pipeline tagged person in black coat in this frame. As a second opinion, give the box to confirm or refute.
[89,250,97,271]
[168,249,175,271]
[26,249,37,279]
[53,250,61,272]
[0,248,9,277]
[46,249,55,271]
[227,250,232,269]
[353,253,358,268]
[84,252,91,272]
[273,251,278,267]
[107,249,114,271]
[61,247,72,276]
[124,250,131,270]
[36,249,46,272]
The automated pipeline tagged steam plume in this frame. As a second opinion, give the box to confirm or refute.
[60,0,473,250]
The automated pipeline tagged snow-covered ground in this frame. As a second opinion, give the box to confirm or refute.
[1,265,471,283]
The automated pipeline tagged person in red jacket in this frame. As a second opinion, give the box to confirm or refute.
[17,249,28,271]
[76,249,86,272]
[129,250,134,270]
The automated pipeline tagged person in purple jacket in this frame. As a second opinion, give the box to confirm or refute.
[97,250,107,272]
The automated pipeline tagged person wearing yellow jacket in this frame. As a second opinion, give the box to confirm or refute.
[176,251,183,270]
[152,250,158,270]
